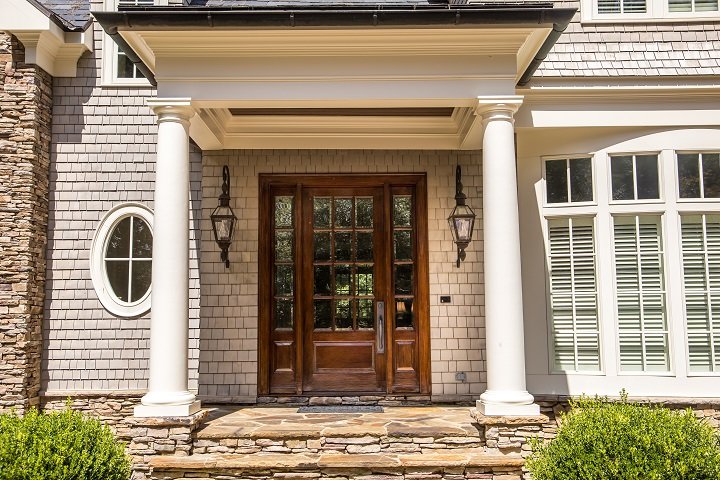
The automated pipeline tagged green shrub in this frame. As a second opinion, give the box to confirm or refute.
[526,392,720,480]
[0,407,131,480]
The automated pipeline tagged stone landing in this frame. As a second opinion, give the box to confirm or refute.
[147,406,527,479]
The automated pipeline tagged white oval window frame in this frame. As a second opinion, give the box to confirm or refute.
[90,203,154,318]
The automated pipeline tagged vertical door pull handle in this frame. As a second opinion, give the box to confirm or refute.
[377,301,385,354]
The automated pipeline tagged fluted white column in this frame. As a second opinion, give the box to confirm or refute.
[135,98,200,418]
[476,96,539,416]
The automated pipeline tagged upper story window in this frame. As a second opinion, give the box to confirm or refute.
[91,204,154,317]
[102,0,154,86]
[610,154,660,201]
[584,0,719,21]
[545,157,594,205]
[678,152,720,199]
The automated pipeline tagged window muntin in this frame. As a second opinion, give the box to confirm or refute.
[547,217,601,372]
[545,157,594,205]
[90,203,153,317]
[681,214,720,372]
[613,215,669,372]
[677,153,720,199]
[611,154,660,201]
[273,196,295,330]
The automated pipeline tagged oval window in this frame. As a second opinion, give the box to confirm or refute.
[91,204,153,317]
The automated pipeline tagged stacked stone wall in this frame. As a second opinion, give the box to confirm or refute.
[0,32,52,413]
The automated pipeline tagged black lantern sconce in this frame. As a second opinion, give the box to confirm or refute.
[447,165,476,268]
[210,165,237,268]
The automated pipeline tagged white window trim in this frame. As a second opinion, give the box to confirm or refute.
[101,0,153,87]
[581,0,720,22]
[675,151,720,203]
[90,203,154,317]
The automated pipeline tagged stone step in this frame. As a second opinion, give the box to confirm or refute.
[150,452,524,480]
[193,406,485,455]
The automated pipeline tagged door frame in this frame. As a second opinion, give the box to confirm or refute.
[258,173,431,396]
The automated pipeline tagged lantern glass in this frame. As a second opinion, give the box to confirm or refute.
[448,204,475,245]
[211,205,236,244]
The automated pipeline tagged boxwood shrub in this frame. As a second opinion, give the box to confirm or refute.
[526,392,720,480]
[0,407,131,480]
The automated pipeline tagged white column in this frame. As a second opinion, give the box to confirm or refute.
[135,98,200,418]
[476,96,539,416]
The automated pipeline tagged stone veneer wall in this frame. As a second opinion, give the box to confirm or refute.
[0,33,52,413]
[200,150,485,402]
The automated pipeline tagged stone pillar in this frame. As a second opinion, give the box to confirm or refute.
[134,98,200,417]
[0,33,51,413]
[476,96,539,416]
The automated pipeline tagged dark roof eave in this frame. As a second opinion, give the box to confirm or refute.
[27,0,91,31]
[93,6,576,88]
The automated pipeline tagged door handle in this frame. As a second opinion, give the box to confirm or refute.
[376,301,385,354]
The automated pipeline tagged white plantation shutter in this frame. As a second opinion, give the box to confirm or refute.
[598,0,647,13]
[614,216,669,372]
[681,215,720,372]
[548,218,601,372]
[669,0,718,11]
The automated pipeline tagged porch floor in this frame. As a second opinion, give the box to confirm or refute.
[196,405,482,441]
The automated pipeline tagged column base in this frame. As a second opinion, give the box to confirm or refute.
[134,400,201,418]
[477,389,540,416]
[476,400,540,416]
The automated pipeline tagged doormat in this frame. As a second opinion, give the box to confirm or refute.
[298,405,384,413]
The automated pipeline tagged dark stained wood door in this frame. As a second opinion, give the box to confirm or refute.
[258,174,430,396]
[301,187,386,393]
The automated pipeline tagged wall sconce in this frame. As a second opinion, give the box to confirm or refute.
[210,165,237,268]
[447,165,476,268]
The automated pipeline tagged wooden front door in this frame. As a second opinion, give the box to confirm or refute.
[259,174,430,396]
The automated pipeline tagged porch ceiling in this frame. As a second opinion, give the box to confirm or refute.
[94,5,575,150]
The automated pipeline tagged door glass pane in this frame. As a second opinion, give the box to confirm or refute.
[636,155,659,199]
[393,196,412,227]
[314,232,331,261]
[335,232,352,261]
[130,260,152,302]
[334,198,353,228]
[570,158,593,202]
[394,231,412,261]
[395,264,413,295]
[356,232,373,261]
[356,198,373,228]
[356,265,374,296]
[275,265,294,296]
[314,300,331,329]
[703,153,720,198]
[335,300,352,329]
[276,231,293,261]
[132,217,153,258]
[335,265,351,295]
[314,266,331,295]
[545,159,568,204]
[106,217,131,258]
[678,153,701,198]
[611,156,635,200]
[275,299,293,329]
[357,299,374,329]
[313,198,331,227]
[275,196,294,228]
[395,298,414,328]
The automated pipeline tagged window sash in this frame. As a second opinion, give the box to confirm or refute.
[681,214,720,372]
[548,217,602,372]
[613,215,670,372]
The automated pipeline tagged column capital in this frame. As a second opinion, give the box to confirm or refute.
[147,98,195,124]
[475,95,524,119]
